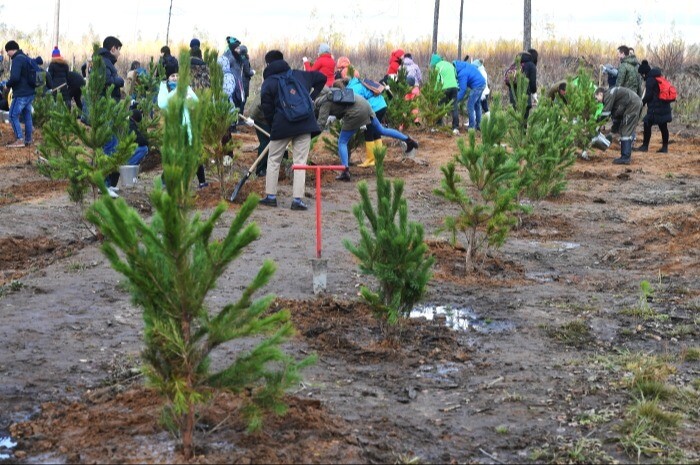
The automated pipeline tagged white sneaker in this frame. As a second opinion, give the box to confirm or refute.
[110,186,120,192]
[452,128,460,136]
[107,187,119,198]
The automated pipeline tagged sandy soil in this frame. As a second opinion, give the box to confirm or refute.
[0,121,698,464]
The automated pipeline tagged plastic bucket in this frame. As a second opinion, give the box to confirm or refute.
[591,132,611,151]
[119,165,139,187]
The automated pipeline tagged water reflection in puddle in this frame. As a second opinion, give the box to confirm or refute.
[410,304,514,333]
[528,241,581,251]
[0,436,17,460]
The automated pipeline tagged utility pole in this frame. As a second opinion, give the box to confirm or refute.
[166,0,173,46]
[457,0,464,60]
[53,0,61,47]
[524,0,532,51]
[431,0,440,55]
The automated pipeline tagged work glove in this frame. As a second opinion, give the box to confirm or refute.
[251,69,256,75]
[302,56,309,64]
[360,125,367,131]
[326,115,337,125]
[243,117,255,127]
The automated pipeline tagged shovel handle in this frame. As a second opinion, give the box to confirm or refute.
[238,113,271,138]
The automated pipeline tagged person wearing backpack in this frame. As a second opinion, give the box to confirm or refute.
[634,61,673,153]
[189,47,210,92]
[3,40,35,148]
[259,50,326,211]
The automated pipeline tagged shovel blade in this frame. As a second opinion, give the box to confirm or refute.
[310,258,328,295]
[229,172,250,203]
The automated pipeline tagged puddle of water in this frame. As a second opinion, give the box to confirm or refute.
[415,362,462,383]
[410,304,514,333]
[528,240,581,252]
[0,436,17,460]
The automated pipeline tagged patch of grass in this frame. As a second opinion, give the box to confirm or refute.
[669,325,697,338]
[530,437,614,464]
[624,355,676,395]
[682,347,700,362]
[545,319,593,347]
[495,425,509,435]
[576,408,615,426]
[67,261,88,272]
[0,280,24,298]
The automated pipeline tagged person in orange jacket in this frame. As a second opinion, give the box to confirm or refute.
[303,43,335,87]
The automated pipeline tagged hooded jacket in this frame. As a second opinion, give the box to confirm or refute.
[6,50,34,98]
[453,60,486,102]
[431,54,458,90]
[314,87,374,132]
[190,56,211,91]
[239,45,255,97]
[519,52,537,95]
[346,77,387,113]
[48,57,70,90]
[616,54,642,97]
[304,53,336,87]
[642,68,673,125]
[97,47,125,101]
[402,56,422,86]
[387,49,404,76]
[261,59,325,140]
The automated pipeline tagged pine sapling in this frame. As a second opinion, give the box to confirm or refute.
[132,58,163,154]
[385,67,418,131]
[343,146,434,325]
[86,69,314,460]
[416,67,453,130]
[434,96,529,269]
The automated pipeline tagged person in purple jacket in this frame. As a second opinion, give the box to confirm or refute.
[453,59,486,131]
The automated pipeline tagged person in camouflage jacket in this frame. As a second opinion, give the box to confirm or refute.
[615,46,642,97]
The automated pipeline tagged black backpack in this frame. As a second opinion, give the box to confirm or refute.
[272,70,314,122]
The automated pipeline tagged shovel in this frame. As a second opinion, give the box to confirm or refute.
[228,143,271,203]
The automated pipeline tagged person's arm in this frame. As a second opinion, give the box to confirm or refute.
[308,71,326,100]
[615,64,628,90]
[315,93,331,129]
[157,81,173,109]
[6,57,23,88]
[642,76,653,106]
[260,80,276,126]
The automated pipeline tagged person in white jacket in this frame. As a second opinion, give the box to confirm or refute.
[157,61,208,188]
[472,59,490,116]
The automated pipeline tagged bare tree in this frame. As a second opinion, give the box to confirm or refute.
[166,0,173,46]
[524,0,532,50]
[432,0,440,55]
[458,0,465,60]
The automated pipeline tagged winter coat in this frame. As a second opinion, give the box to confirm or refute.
[247,93,267,126]
[6,50,34,98]
[346,77,387,113]
[241,57,254,98]
[129,109,149,147]
[48,57,69,90]
[66,71,85,96]
[304,53,336,87]
[616,55,642,97]
[190,56,211,91]
[97,47,124,101]
[260,59,325,140]
[387,49,404,76]
[472,59,490,99]
[431,55,458,90]
[453,60,486,102]
[520,52,537,95]
[314,87,374,132]
[157,81,199,144]
[223,49,246,103]
[401,56,422,85]
[642,68,673,125]
[600,86,642,138]
[218,55,242,108]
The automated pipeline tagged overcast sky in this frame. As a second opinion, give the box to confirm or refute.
[2,0,698,51]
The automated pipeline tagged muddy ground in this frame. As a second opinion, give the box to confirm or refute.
[0,121,699,464]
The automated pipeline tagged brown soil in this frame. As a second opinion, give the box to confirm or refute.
[1,122,699,464]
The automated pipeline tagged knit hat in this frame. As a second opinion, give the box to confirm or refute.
[165,61,179,78]
[52,46,61,59]
[4,40,19,52]
[264,50,284,64]
[638,59,651,77]
[35,56,43,66]
[189,38,200,48]
[226,36,241,49]
[318,43,331,55]
[429,54,442,67]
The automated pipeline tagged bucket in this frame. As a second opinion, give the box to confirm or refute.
[591,132,611,151]
[119,165,139,187]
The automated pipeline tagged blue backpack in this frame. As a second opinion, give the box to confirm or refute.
[27,58,46,88]
[273,70,314,122]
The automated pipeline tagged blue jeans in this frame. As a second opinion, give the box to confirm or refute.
[127,145,148,165]
[467,85,485,130]
[9,94,35,142]
[338,117,408,167]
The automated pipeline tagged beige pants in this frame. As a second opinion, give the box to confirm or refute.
[265,134,311,199]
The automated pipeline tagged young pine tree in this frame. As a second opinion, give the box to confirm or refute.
[199,49,238,199]
[38,46,134,203]
[415,67,453,130]
[343,146,434,326]
[434,96,530,269]
[131,58,163,154]
[86,69,314,460]
[384,67,417,130]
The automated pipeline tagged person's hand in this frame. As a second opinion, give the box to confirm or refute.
[243,117,255,127]
[302,57,309,63]
[326,115,336,125]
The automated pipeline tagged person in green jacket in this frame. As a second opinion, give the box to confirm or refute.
[595,86,642,165]
[430,54,460,135]
[615,46,642,97]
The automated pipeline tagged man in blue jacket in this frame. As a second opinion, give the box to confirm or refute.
[454,60,486,131]
[4,40,35,148]
[259,50,325,211]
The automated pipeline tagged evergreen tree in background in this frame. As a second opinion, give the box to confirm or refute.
[344,146,434,326]
[415,67,452,130]
[131,57,163,155]
[86,68,314,460]
[384,67,418,131]
[38,46,134,203]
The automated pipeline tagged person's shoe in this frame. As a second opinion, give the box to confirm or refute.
[198,182,209,189]
[405,138,419,153]
[109,185,120,192]
[633,144,648,152]
[6,139,26,148]
[612,157,630,165]
[290,199,308,211]
[107,187,120,198]
[657,145,668,153]
[259,195,277,207]
[24,140,33,147]
[255,169,266,177]
[335,168,351,182]
[452,128,460,136]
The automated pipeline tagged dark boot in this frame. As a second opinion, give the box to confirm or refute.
[656,145,668,153]
[335,168,351,181]
[633,144,648,152]
[613,140,632,165]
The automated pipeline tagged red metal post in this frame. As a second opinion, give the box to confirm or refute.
[292,164,346,258]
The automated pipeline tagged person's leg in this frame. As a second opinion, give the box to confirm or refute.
[127,145,149,165]
[635,121,651,151]
[22,95,34,143]
[658,122,669,152]
[360,115,381,167]
[448,88,460,130]
[371,117,418,153]
[336,129,355,181]
[255,124,271,176]
[196,165,207,185]
[473,87,484,129]
[264,138,290,198]
[466,87,479,130]
[8,96,26,143]
[481,96,489,114]
[290,133,311,201]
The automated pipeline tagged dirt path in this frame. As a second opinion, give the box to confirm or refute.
[0,125,699,463]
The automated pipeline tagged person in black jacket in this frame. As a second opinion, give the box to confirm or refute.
[48,46,70,106]
[520,49,538,119]
[238,44,255,113]
[159,45,178,80]
[104,105,149,189]
[66,71,85,110]
[634,61,673,153]
[4,40,35,147]
[259,50,326,211]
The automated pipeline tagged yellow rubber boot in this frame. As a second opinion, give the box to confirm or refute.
[359,140,376,167]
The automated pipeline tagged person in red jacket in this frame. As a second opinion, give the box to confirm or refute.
[303,43,335,87]
[385,49,405,81]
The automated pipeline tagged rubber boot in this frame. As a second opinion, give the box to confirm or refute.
[335,167,351,181]
[633,144,648,152]
[613,140,632,165]
[657,144,668,153]
[359,141,376,167]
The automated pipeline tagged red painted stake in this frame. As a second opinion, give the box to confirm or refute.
[292,164,346,258]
